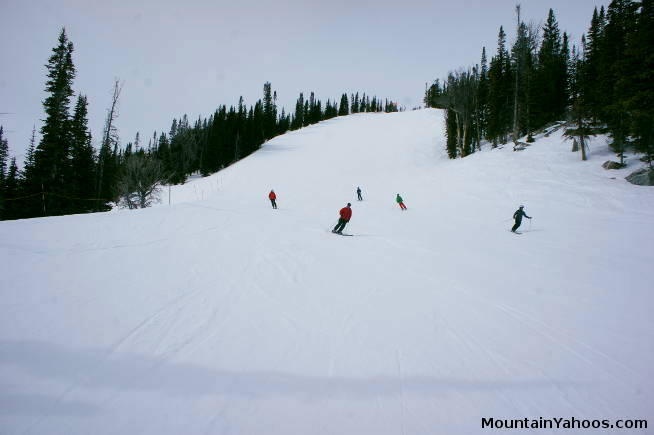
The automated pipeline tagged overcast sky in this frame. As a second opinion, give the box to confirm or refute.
[1,0,606,161]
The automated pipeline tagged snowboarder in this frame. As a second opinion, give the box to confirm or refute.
[511,205,531,232]
[396,194,407,210]
[357,186,363,201]
[332,203,352,234]
[268,190,277,209]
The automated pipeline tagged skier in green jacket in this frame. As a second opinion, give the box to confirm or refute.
[396,194,407,210]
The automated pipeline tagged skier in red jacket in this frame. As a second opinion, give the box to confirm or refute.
[332,203,352,234]
[268,190,277,209]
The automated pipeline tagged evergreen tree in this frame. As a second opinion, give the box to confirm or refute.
[33,28,76,216]
[621,0,654,166]
[308,92,317,124]
[443,69,478,157]
[213,106,229,169]
[262,82,277,140]
[134,132,141,153]
[324,99,336,119]
[3,158,19,219]
[424,79,444,108]
[23,126,37,181]
[352,92,360,113]
[470,66,482,151]
[602,0,639,164]
[96,133,116,210]
[308,92,322,124]
[477,48,490,139]
[487,26,511,145]
[338,94,349,116]
[303,100,310,126]
[169,118,178,139]
[582,7,606,121]
[156,132,171,174]
[534,9,568,127]
[292,93,304,129]
[69,94,96,212]
[168,113,201,184]
[277,108,290,134]
[444,108,458,158]
[250,99,265,154]
[201,110,219,175]
[509,6,538,141]
[566,42,591,161]
[18,126,40,218]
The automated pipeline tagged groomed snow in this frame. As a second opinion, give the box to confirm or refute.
[1,109,652,434]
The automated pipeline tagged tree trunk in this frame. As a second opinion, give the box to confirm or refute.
[579,117,587,161]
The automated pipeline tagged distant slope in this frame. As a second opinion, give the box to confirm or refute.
[1,109,652,435]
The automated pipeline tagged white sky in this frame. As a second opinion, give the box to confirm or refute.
[1,0,606,161]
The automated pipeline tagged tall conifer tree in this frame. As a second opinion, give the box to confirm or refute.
[34,28,76,215]
[70,95,96,212]
[338,94,349,116]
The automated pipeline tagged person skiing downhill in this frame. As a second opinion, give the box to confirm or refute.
[332,203,352,234]
[268,190,277,209]
[511,205,531,232]
[357,186,363,201]
[396,194,407,210]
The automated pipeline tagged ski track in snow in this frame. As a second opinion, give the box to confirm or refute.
[1,110,653,434]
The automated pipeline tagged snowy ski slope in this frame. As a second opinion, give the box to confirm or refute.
[1,109,652,434]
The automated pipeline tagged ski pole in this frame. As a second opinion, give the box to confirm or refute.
[529,217,533,231]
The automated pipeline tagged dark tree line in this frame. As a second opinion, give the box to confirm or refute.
[1,28,400,220]
[426,1,653,165]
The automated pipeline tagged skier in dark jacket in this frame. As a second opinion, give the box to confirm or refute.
[357,186,363,201]
[332,203,352,234]
[511,205,531,232]
[268,190,277,209]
